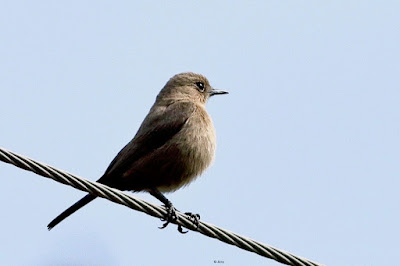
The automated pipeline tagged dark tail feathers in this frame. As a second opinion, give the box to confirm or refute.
[47,194,96,230]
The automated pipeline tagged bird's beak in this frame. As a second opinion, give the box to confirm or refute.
[209,88,228,96]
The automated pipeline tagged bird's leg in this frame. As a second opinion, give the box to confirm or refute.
[149,189,180,230]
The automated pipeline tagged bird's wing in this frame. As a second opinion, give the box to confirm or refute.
[98,101,196,185]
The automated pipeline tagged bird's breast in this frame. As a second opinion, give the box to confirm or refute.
[157,106,216,191]
[180,107,216,171]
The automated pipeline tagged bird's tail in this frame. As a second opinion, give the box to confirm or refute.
[47,194,97,230]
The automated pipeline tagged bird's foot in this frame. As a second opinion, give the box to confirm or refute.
[158,206,201,234]
[185,212,200,229]
[159,204,178,230]
[177,212,201,234]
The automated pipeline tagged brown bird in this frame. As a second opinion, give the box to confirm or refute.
[48,72,227,232]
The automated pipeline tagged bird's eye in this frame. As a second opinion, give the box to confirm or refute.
[195,82,205,92]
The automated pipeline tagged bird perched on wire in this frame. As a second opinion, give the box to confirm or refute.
[48,72,228,232]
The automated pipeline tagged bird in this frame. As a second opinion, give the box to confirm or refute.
[47,72,228,232]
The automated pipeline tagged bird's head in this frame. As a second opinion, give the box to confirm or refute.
[157,72,228,104]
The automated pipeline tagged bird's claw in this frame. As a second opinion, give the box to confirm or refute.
[159,205,178,229]
[178,224,188,234]
[177,212,201,233]
[158,205,201,234]
[185,212,200,230]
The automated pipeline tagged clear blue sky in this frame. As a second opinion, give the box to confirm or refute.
[1,1,399,265]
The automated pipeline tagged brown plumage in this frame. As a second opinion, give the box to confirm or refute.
[48,72,227,230]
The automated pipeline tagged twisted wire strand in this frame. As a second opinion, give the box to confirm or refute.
[0,147,322,266]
